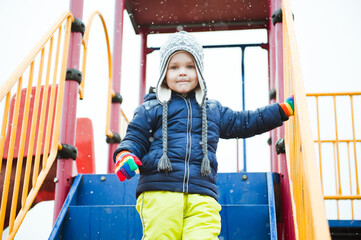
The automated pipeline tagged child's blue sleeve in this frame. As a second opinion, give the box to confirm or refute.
[219,103,283,139]
[113,104,154,161]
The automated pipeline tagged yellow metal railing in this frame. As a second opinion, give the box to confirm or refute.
[0,12,73,239]
[282,0,331,239]
[0,9,130,239]
[79,11,129,141]
[79,11,114,139]
[120,108,130,138]
[307,92,361,220]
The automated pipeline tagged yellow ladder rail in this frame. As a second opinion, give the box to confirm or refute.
[0,12,73,240]
[79,10,129,142]
[282,0,331,239]
[79,11,115,139]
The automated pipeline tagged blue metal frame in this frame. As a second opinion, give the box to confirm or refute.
[267,172,278,240]
[50,172,280,239]
[328,220,361,239]
[149,43,264,51]
[241,46,247,171]
[328,220,361,228]
[49,174,142,239]
[50,174,83,239]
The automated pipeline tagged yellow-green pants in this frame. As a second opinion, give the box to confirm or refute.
[136,191,222,240]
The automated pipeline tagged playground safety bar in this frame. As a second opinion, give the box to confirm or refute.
[79,11,116,140]
[307,92,361,220]
[79,11,129,146]
[0,12,73,239]
[120,108,130,139]
[282,0,331,239]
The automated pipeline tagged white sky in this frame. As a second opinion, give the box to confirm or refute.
[1,0,361,239]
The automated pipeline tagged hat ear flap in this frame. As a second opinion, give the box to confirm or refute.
[194,65,206,105]
[156,60,172,104]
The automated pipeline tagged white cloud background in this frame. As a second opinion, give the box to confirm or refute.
[1,0,361,238]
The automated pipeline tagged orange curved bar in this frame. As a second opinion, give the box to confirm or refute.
[79,11,114,138]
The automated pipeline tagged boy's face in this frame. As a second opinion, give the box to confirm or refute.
[165,51,199,95]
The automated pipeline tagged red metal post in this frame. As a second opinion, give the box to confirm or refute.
[53,0,84,223]
[268,0,296,239]
[108,0,126,173]
[268,1,278,173]
[139,32,148,105]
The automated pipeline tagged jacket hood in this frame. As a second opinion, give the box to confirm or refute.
[143,92,157,102]
[156,31,207,106]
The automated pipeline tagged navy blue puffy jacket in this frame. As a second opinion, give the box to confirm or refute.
[113,91,286,199]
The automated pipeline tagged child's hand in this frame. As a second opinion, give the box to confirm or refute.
[280,95,294,117]
[114,151,142,181]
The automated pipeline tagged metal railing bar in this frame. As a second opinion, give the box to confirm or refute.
[42,29,63,173]
[283,0,331,236]
[0,76,23,233]
[350,95,360,195]
[307,92,361,97]
[32,48,46,188]
[346,143,354,219]
[0,93,11,173]
[22,57,41,198]
[332,143,340,219]
[79,11,114,139]
[22,59,47,205]
[307,72,361,220]
[315,96,323,188]
[324,195,361,200]
[7,14,73,239]
[148,43,265,51]
[41,36,54,169]
[8,62,35,232]
[314,140,361,143]
[0,12,73,102]
[333,96,342,197]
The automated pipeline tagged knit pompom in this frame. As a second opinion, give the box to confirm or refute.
[158,153,173,174]
[201,155,211,176]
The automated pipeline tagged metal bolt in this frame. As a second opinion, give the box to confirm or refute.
[242,175,248,181]
[100,176,106,181]
[54,177,59,183]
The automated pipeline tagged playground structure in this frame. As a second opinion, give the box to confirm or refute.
[1,0,361,239]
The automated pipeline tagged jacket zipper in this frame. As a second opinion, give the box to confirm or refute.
[180,95,192,193]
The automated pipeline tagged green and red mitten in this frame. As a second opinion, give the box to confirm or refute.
[280,95,294,117]
[115,151,142,181]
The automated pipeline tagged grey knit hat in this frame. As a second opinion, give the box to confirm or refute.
[156,31,210,176]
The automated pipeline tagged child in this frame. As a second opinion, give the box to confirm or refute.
[113,31,294,239]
